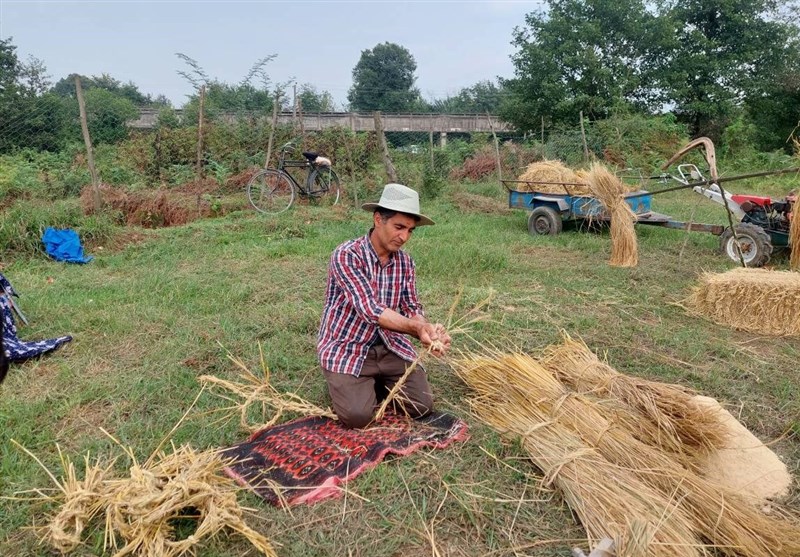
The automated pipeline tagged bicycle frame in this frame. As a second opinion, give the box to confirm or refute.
[245,141,340,214]
[276,143,319,195]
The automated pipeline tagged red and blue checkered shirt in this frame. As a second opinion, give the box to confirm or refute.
[317,232,424,376]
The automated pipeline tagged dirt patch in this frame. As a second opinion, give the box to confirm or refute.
[80,185,224,228]
[450,153,498,182]
[224,167,261,193]
[174,177,222,195]
[451,191,510,214]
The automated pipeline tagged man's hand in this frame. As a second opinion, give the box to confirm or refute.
[419,322,451,357]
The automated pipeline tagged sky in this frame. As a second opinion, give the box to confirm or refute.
[0,0,544,109]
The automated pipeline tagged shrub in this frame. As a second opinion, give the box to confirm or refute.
[0,198,116,256]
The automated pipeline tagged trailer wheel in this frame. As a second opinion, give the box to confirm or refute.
[528,207,562,236]
[719,223,773,267]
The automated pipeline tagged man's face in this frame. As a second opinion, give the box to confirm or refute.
[373,212,417,254]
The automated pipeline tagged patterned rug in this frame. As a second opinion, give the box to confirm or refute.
[222,411,469,506]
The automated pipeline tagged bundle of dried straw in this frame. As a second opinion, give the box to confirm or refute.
[517,160,590,194]
[540,333,728,454]
[455,354,699,556]
[587,163,638,267]
[686,268,800,336]
[200,346,336,432]
[454,350,800,557]
[17,443,276,557]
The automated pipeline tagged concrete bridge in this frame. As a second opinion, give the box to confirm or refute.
[129,109,513,134]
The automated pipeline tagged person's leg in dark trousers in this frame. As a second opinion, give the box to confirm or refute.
[323,345,433,428]
[373,345,433,419]
[323,345,383,428]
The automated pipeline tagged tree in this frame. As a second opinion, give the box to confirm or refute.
[348,42,421,112]
[52,73,157,106]
[297,83,335,112]
[0,38,71,152]
[176,53,278,119]
[658,0,797,139]
[431,81,505,114]
[500,0,663,131]
[742,53,800,151]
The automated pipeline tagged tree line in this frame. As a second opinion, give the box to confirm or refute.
[2,0,799,155]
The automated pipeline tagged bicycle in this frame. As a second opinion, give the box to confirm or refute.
[247,141,341,214]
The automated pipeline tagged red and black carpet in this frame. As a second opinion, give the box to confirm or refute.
[222,411,469,506]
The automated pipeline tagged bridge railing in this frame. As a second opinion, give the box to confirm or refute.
[128,109,513,133]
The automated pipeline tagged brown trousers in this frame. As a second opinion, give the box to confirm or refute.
[323,345,433,428]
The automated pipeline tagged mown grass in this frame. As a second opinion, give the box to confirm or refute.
[0,176,798,556]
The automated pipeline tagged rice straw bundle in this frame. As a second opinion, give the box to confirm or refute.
[103,446,275,557]
[16,442,277,557]
[587,163,638,267]
[41,449,112,552]
[686,268,800,336]
[517,160,591,194]
[456,356,701,556]
[540,333,728,453]
[201,345,336,432]
[454,352,800,557]
[790,200,800,270]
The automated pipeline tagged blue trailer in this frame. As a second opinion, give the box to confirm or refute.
[503,180,726,238]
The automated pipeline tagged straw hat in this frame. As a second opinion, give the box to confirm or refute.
[362,183,435,226]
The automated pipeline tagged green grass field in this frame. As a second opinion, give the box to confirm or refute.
[1,177,798,556]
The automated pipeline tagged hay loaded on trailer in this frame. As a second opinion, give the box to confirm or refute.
[505,139,799,267]
[503,175,726,242]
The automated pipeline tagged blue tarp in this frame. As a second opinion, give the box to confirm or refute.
[41,227,93,263]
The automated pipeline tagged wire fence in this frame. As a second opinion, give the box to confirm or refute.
[0,91,664,211]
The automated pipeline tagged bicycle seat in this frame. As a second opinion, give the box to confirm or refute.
[302,151,319,161]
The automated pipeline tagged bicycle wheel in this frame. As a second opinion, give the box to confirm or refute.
[307,167,341,207]
[247,169,295,214]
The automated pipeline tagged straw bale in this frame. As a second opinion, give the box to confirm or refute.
[455,352,800,557]
[540,333,728,454]
[686,268,800,336]
[34,445,277,557]
[516,160,591,195]
[587,163,638,267]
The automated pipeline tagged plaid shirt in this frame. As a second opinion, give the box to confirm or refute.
[317,232,424,376]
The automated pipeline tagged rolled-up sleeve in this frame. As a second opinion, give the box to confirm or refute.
[330,249,385,323]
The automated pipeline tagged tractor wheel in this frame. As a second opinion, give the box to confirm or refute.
[528,206,562,236]
[719,223,773,267]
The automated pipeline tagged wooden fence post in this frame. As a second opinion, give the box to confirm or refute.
[343,131,358,207]
[487,112,502,181]
[74,75,102,211]
[374,111,398,183]
[580,110,589,163]
[264,90,280,169]
[195,85,206,211]
[541,115,545,146]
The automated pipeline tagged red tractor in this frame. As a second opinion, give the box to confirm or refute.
[661,137,797,267]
